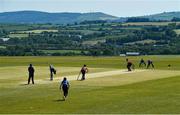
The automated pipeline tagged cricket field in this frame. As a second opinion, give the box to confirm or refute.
[0,56,180,114]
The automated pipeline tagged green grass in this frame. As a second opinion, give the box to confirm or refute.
[1,56,180,113]
[0,66,180,113]
[0,55,180,70]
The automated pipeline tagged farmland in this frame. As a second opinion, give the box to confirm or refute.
[122,22,180,26]
[174,29,180,35]
[0,21,180,56]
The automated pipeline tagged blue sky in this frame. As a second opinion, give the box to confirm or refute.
[0,0,179,17]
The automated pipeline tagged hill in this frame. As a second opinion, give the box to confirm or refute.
[0,11,179,24]
[0,11,117,24]
[142,11,180,21]
[115,11,180,22]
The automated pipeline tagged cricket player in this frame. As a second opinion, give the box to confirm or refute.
[80,64,88,80]
[60,77,70,101]
[126,58,134,71]
[147,60,154,69]
[139,58,146,67]
[49,65,56,81]
[28,64,35,84]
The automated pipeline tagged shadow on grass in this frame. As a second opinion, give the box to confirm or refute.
[19,83,29,86]
[53,99,65,102]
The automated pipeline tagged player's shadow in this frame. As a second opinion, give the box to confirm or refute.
[53,99,65,102]
[19,83,29,86]
[76,79,86,81]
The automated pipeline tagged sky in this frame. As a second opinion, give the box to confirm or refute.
[0,0,179,17]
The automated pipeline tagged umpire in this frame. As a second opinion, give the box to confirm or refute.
[49,64,56,81]
[28,64,35,84]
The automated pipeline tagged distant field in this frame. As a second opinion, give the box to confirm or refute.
[0,24,35,31]
[16,29,58,34]
[40,50,87,54]
[0,46,6,49]
[8,33,29,38]
[82,39,106,45]
[0,24,56,32]
[125,39,156,45]
[8,29,58,38]
[174,29,180,35]
[59,30,100,35]
[120,27,142,30]
[122,22,180,26]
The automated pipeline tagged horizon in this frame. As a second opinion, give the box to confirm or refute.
[0,10,180,18]
[0,0,179,17]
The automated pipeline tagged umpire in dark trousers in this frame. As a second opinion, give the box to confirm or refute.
[28,64,35,84]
